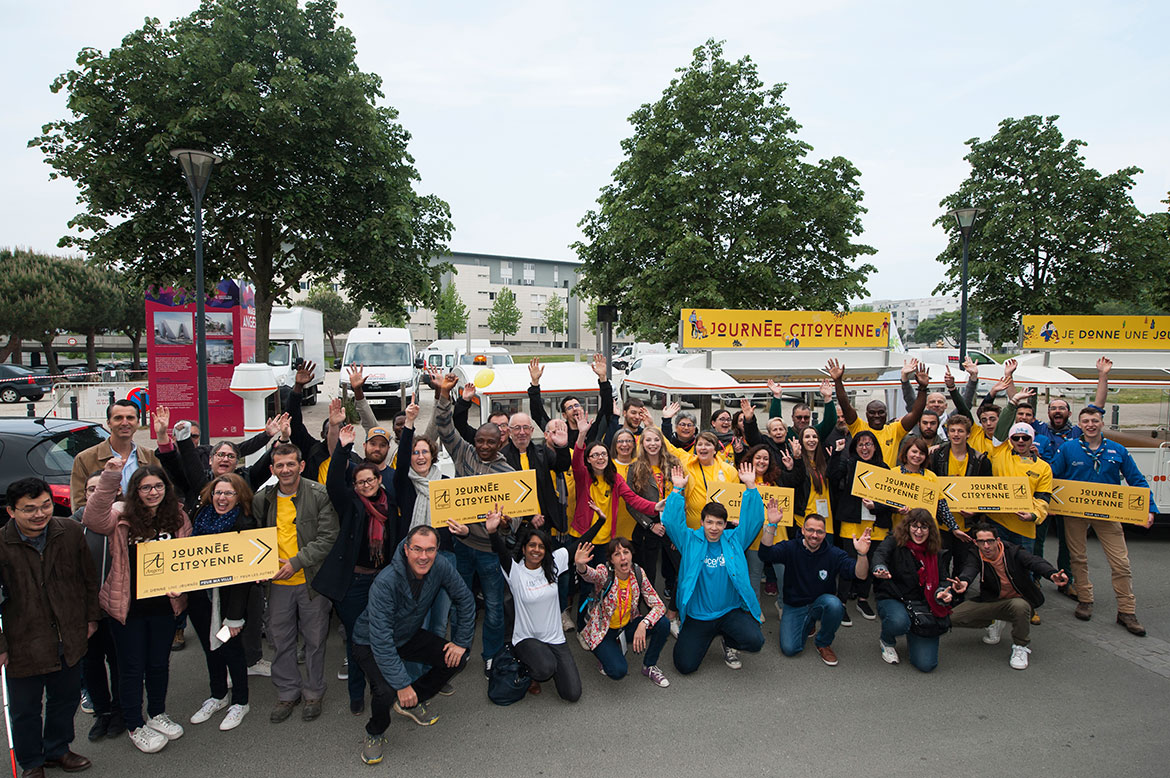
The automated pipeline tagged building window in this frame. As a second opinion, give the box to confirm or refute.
[299,280,310,291]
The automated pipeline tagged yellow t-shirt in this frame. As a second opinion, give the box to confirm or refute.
[587,479,614,544]
[987,447,1053,539]
[662,437,738,528]
[613,461,638,543]
[847,418,908,469]
[947,450,968,477]
[967,424,997,456]
[316,457,331,485]
[799,477,834,535]
[274,493,305,586]
[608,576,634,629]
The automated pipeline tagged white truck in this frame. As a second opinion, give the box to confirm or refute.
[338,327,419,416]
[419,339,493,371]
[268,306,325,405]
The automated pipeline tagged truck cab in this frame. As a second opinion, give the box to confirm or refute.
[268,306,325,405]
[338,327,419,416]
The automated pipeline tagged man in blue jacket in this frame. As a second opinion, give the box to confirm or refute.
[1049,406,1155,636]
[350,526,475,766]
[663,463,766,675]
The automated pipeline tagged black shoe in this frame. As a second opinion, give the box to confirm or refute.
[88,714,111,742]
[856,599,876,620]
[483,658,493,679]
[840,608,853,628]
[105,714,126,739]
[350,697,365,715]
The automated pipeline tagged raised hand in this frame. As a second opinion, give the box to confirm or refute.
[528,357,544,386]
[346,365,366,390]
[768,378,783,399]
[835,437,847,452]
[438,373,459,397]
[574,542,594,568]
[962,356,978,379]
[737,461,755,487]
[765,497,784,526]
[278,414,292,439]
[825,359,844,381]
[1002,358,1017,378]
[531,514,545,529]
[1097,356,1112,376]
[484,504,503,534]
[153,405,171,440]
[852,526,872,555]
[670,466,688,489]
[576,411,592,439]
[740,397,754,421]
[943,366,955,391]
[295,360,316,388]
[662,400,681,419]
[779,447,794,471]
[901,358,919,379]
[104,456,125,474]
[265,415,281,437]
[405,402,420,424]
[460,381,476,402]
[338,424,356,448]
[915,368,930,388]
[591,353,607,380]
[1011,387,1037,404]
[545,419,569,448]
[587,499,607,521]
[818,378,833,403]
[329,397,345,426]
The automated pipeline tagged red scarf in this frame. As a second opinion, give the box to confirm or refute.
[358,488,390,567]
[907,540,950,618]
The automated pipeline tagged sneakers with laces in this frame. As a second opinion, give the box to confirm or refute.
[983,619,1005,645]
[338,657,349,680]
[219,704,249,731]
[721,638,742,670]
[879,640,900,665]
[561,609,576,633]
[190,696,229,725]
[394,700,438,726]
[1009,643,1031,670]
[247,659,272,677]
[145,713,184,741]
[856,599,876,620]
[361,734,387,765]
[80,690,94,715]
[128,725,167,753]
[641,665,670,687]
[669,617,681,639]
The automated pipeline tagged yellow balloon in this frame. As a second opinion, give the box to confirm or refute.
[473,368,495,388]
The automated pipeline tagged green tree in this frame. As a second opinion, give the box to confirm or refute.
[433,281,468,339]
[581,298,599,337]
[305,286,360,359]
[0,249,83,374]
[487,289,520,343]
[370,308,407,328]
[31,0,452,359]
[573,40,875,342]
[67,263,126,372]
[116,271,147,370]
[934,115,1159,340]
[542,294,566,347]
[912,310,981,347]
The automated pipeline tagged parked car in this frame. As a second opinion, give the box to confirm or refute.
[0,364,54,403]
[0,418,109,518]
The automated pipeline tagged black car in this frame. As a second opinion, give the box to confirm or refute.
[0,418,109,517]
[0,364,54,403]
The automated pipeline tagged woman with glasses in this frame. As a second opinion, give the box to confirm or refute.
[185,474,257,731]
[314,424,406,715]
[83,459,191,753]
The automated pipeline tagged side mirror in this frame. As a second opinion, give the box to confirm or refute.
[332,358,341,371]
[414,356,424,369]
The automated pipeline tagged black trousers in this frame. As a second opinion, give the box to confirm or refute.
[352,630,468,736]
[9,661,82,770]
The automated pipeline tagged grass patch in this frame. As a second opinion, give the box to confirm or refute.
[529,354,578,363]
[1106,388,1169,404]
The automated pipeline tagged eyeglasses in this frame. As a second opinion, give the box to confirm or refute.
[587,452,608,459]
[803,527,826,536]
[407,545,438,555]
[793,415,812,422]
[354,477,379,488]
[908,523,930,532]
[137,483,166,494]
[509,424,534,432]
[212,489,237,498]
[213,452,238,460]
[974,538,999,545]
[15,502,53,516]
[1010,436,1031,442]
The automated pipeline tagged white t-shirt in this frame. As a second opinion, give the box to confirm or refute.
[503,547,568,645]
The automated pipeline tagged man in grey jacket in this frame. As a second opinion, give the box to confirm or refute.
[350,526,474,766]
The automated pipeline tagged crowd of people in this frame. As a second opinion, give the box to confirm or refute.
[0,353,1156,774]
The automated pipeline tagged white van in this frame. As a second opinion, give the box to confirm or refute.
[338,327,418,414]
[418,339,492,371]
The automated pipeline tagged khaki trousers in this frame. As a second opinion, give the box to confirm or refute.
[951,598,1033,645]
[1062,516,1135,614]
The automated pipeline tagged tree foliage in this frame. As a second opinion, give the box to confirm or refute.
[433,281,468,339]
[573,39,876,341]
[487,289,520,343]
[934,115,1164,339]
[912,310,980,347]
[304,286,360,358]
[31,0,452,358]
[542,294,566,347]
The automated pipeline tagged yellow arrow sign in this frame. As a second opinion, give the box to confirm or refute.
[1050,479,1150,524]
[850,462,937,514]
[429,470,540,525]
[706,484,795,525]
[136,527,278,598]
[938,477,1033,513]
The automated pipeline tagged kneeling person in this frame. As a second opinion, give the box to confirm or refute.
[350,526,475,765]
[951,521,1068,670]
[759,507,871,666]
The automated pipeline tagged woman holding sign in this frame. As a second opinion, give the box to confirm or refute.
[828,431,894,620]
[185,474,258,731]
[894,438,964,543]
[83,460,192,754]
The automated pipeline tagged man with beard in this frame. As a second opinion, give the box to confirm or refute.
[829,358,929,468]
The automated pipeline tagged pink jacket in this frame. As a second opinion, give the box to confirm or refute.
[579,563,666,649]
[571,445,659,537]
[82,469,190,624]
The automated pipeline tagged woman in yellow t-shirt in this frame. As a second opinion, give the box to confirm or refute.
[782,426,835,535]
[625,426,683,634]
[663,431,739,528]
[609,429,639,543]
[743,443,785,616]
[893,437,968,546]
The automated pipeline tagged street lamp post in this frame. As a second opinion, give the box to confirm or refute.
[170,148,224,446]
[946,206,984,365]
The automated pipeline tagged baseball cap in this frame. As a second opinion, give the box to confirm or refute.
[1008,422,1034,439]
[366,426,391,442]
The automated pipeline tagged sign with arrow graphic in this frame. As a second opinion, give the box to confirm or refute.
[851,462,937,514]
[136,527,278,598]
[429,471,540,525]
[937,477,1033,514]
[1050,480,1150,524]
[706,484,795,525]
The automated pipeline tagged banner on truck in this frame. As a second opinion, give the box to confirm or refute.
[681,309,890,350]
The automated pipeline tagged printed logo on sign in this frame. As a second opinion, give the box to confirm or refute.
[818,569,828,580]
[922,489,935,503]
[435,487,451,510]
[1013,485,1028,500]
[142,552,165,576]
[1128,495,1145,511]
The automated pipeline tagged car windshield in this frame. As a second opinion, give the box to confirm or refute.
[345,343,411,366]
[27,426,110,477]
[267,342,291,367]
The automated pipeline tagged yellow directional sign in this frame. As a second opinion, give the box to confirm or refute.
[938,477,1033,514]
[429,471,539,525]
[707,484,795,525]
[1021,315,1170,350]
[851,463,937,514]
[136,527,278,598]
[1050,479,1150,524]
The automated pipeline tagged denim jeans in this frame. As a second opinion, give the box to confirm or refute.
[746,551,781,610]
[779,593,844,655]
[110,607,175,729]
[453,541,508,661]
[593,615,671,678]
[876,598,939,673]
[672,609,764,675]
[423,551,457,638]
[332,571,376,703]
[9,661,82,771]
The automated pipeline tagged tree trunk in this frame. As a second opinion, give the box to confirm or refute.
[327,332,338,359]
[86,330,98,373]
[0,337,20,364]
[254,286,274,367]
[38,338,61,375]
[129,330,142,370]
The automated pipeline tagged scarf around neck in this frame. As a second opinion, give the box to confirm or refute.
[907,539,949,618]
[194,504,241,536]
[407,465,442,530]
[358,488,390,567]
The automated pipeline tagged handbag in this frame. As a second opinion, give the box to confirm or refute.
[486,643,531,706]
[901,598,951,637]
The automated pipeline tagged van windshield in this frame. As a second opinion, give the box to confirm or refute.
[345,343,411,366]
[267,342,290,367]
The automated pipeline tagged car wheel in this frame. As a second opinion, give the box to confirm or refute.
[0,387,20,403]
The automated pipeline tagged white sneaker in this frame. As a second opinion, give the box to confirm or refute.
[128,725,167,753]
[561,609,576,633]
[247,659,272,677]
[983,619,1005,645]
[576,631,590,651]
[190,696,229,725]
[1009,644,1031,670]
[880,640,900,665]
[219,703,250,731]
[721,638,742,670]
[774,598,783,618]
[145,713,184,741]
[338,656,349,680]
[669,617,681,638]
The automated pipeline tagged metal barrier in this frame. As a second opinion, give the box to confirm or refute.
[50,382,149,422]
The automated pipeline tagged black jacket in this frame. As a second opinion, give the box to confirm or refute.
[928,445,991,478]
[872,536,938,603]
[500,439,571,533]
[956,540,1056,609]
[391,427,453,553]
[528,380,615,448]
[288,387,330,483]
[828,446,894,530]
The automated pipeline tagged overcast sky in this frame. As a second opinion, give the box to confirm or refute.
[2,0,1166,301]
